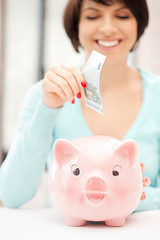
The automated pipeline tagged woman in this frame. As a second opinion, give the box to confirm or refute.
[0,0,158,210]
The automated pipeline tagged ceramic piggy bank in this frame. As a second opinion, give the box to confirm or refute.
[49,136,143,227]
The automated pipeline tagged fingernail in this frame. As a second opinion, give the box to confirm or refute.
[71,99,75,104]
[76,92,81,99]
[143,178,148,183]
[81,81,87,88]
[140,192,146,201]
[143,177,151,186]
[140,162,145,172]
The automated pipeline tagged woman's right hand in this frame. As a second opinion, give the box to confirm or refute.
[42,64,86,109]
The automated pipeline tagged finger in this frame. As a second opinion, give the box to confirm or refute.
[143,177,151,187]
[47,71,75,102]
[50,66,80,97]
[60,64,86,90]
[140,192,146,201]
[140,162,145,174]
[43,79,66,100]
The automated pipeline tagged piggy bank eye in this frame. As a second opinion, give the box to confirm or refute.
[112,165,121,177]
[71,164,80,176]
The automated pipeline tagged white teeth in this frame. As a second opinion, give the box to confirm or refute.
[98,40,119,47]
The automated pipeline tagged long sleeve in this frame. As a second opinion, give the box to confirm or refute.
[136,136,160,211]
[0,82,62,208]
[135,186,160,212]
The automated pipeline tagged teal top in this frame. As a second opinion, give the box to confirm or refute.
[0,68,160,211]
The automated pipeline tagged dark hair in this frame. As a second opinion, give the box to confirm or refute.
[63,0,149,52]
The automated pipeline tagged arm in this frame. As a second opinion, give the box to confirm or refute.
[135,186,160,212]
[135,77,160,212]
[137,145,160,211]
[135,144,160,212]
[0,65,85,208]
[0,82,62,208]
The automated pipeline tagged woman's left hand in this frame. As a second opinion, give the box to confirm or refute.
[140,162,151,200]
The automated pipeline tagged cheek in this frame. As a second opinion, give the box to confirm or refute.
[64,174,81,194]
[127,21,138,42]
[78,21,92,45]
[78,26,87,43]
[110,170,133,192]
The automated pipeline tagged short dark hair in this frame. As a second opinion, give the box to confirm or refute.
[63,0,149,52]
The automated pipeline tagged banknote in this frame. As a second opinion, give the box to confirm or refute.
[82,50,106,114]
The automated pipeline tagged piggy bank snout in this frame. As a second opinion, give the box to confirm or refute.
[85,177,107,192]
[84,177,107,204]
[84,176,107,204]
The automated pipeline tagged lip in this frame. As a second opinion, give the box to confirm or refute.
[95,39,122,50]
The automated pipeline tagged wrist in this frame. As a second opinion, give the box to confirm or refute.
[42,97,64,109]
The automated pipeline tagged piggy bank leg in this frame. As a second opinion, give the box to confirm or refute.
[65,217,86,227]
[105,217,125,227]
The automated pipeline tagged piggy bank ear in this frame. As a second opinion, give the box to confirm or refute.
[115,139,138,168]
[53,139,79,167]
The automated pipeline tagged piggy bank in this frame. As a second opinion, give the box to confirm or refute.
[49,136,143,227]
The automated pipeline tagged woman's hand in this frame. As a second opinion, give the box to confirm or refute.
[140,162,151,200]
[42,64,86,109]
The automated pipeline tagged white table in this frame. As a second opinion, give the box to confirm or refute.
[0,208,160,240]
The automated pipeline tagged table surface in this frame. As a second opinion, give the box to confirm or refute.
[0,208,160,240]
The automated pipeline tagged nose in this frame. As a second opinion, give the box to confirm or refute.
[85,177,107,192]
[99,16,117,35]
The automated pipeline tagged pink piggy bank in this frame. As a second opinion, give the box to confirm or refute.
[49,136,143,227]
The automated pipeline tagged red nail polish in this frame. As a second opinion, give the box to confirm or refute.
[143,178,147,184]
[141,192,146,200]
[71,99,75,104]
[76,92,81,99]
[145,178,148,182]
[81,81,87,88]
[144,177,150,184]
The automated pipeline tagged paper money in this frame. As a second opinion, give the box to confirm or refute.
[82,50,106,115]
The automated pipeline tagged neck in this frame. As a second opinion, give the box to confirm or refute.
[100,60,130,91]
[84,52,132,91]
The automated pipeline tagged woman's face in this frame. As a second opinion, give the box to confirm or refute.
[78,0,138,63]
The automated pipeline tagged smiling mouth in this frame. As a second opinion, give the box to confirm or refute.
[85,192,106,203]
[96,39,121,48]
